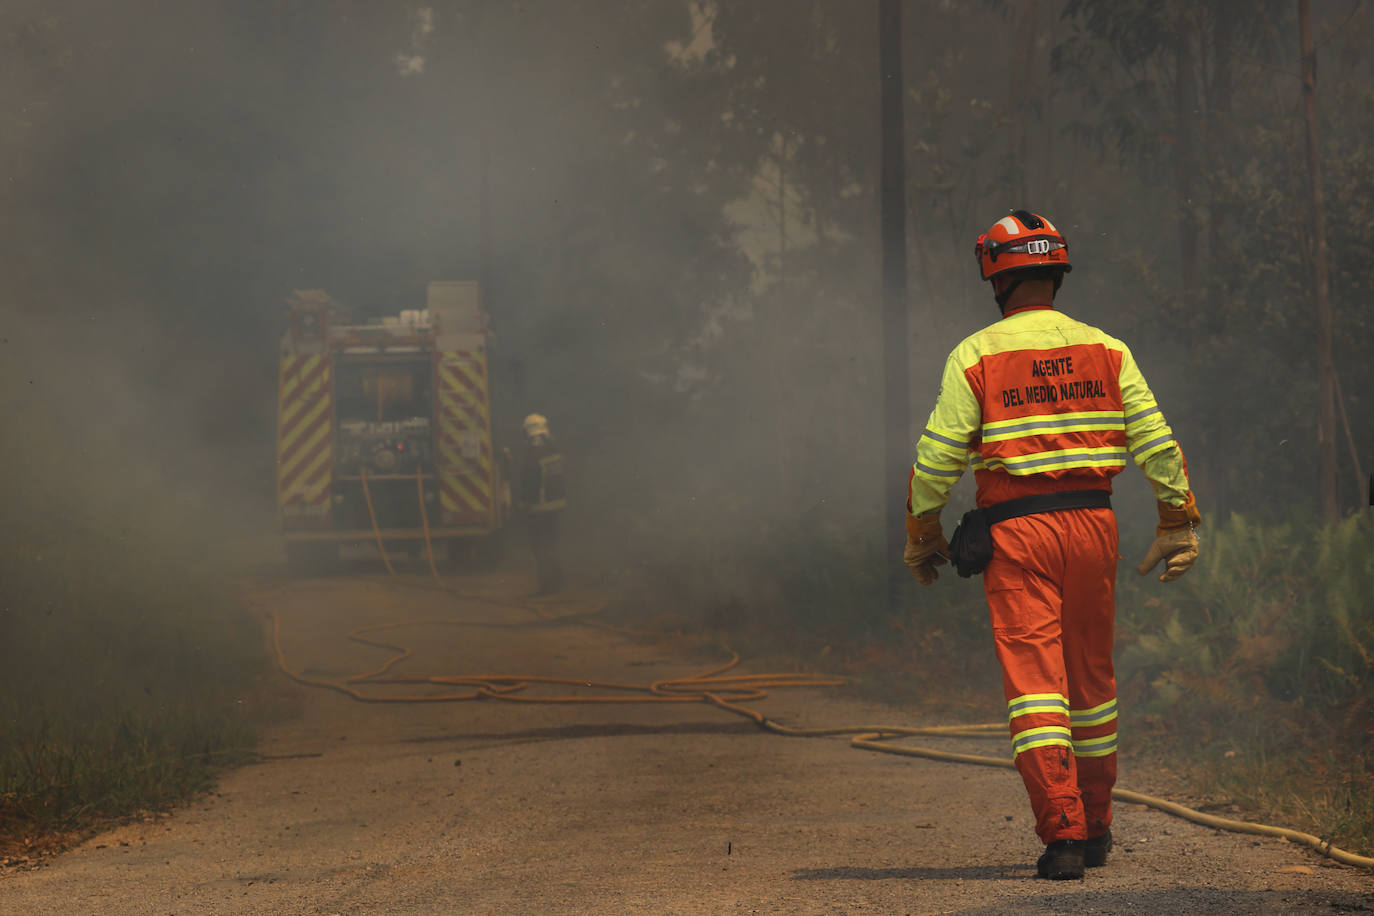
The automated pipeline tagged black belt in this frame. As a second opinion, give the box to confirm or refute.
[984,489,1112,526]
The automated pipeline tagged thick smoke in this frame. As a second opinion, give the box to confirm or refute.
[2,0,1369,632]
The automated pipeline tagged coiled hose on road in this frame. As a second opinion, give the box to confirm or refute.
[261,472,1374,870]
[264,589,1374,871]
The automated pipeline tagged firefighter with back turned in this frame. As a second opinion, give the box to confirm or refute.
[904,210,1201,879]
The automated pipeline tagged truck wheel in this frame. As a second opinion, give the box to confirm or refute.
[473,529,507,570]
[286,541,339,577]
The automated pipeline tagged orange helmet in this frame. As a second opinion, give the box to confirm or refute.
[974,210,1072,282]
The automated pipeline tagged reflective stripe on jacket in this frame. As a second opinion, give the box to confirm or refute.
[909,306,1189,517]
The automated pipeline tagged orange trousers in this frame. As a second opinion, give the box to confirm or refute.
[983,506,1119,845]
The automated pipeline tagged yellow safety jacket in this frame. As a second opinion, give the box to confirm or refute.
[909,305,1190,518]
[520,435,567,514]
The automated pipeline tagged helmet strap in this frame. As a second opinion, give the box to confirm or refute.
[994,277,1022,310]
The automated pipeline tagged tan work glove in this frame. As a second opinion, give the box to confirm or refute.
[1137,490,1201,583]
[904,512,949,586]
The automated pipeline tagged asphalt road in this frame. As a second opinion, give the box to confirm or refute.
[3,574,1372,914]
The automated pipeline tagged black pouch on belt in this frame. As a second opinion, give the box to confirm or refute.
[948,490,1113,579]
[948,508,993,578]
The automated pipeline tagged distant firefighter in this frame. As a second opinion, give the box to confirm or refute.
[518,413,567,595]
[904,210,1200,880]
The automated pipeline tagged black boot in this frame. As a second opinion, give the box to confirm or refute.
[1036,840,1085,880]
[1084,829,1113,867]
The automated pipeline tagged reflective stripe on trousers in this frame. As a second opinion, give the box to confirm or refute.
[984,505,1119,845]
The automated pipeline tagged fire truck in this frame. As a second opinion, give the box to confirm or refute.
[276,281,509,572]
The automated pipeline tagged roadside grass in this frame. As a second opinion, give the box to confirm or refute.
[1129,715,1374,858]
[0,534,266,850]
[0,315,272,856]
[0,704,258,841]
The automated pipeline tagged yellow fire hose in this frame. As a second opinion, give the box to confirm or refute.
[358,470,395,576]
[262,474,1374,871]
[706,695,1374,868]
[415,466,442,582]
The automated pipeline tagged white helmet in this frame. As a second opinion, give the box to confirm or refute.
[523,413,550,438]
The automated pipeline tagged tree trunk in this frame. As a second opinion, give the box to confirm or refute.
[879,0,910,608]
[775,136,790,511]
[1172,14,1201,294]
[1202,4,1235,517]
[1204,5,1233,316]
[1299,0,1340,522]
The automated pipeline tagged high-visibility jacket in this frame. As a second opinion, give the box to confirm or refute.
[520,434,567,514]
[909,305,1189,517]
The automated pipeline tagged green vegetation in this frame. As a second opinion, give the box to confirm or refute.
[0,538,264,842]
[1116,513,1374,853]
[1118,513,1373,719]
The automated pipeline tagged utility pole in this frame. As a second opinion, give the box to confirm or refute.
[473,0,492,305]
[879,0,910,608]
[1299,0,1339,522]
[479,133,491,298]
